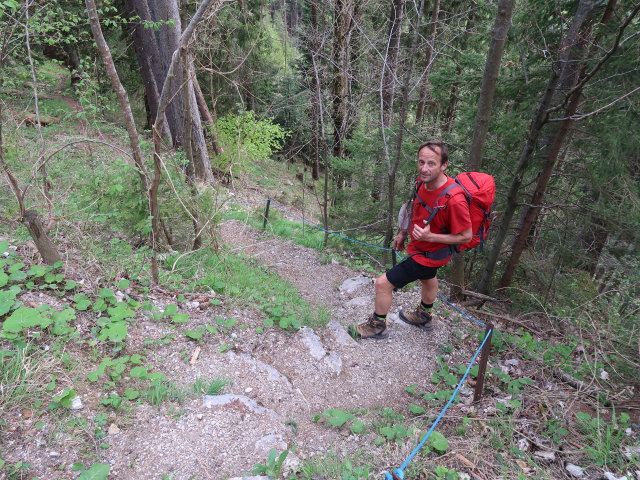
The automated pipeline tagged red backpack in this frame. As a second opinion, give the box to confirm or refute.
[400,172,496,253]
[451,172,496,252]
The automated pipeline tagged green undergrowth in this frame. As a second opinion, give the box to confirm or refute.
[163,248,329,331]
[221,201,388,275]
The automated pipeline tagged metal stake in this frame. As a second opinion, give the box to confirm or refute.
[262,199,271,230]
[473,323,493,403]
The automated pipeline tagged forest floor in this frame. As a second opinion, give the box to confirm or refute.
[2,211,639,480]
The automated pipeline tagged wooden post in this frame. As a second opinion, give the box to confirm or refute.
[391,250,397,267]
[263,199,271,230]
[473,323,493,403]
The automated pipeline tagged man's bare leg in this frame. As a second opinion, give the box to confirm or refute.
[419,277,438,305]
[374,273,395,315]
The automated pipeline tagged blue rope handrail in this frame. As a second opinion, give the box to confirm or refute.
[385,329,492,479]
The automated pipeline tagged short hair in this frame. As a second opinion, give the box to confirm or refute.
[417,140,448,165]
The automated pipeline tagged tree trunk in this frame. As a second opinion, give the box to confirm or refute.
[331,0,357,160]
[497,86,583,289]
[374,0,405,202]
[468,0,516,170]
[415,0,440,124]
[23,210,61,265]
[448,0,516,300]
[124,0,214,184]
[309,0,322,180]
[381,0,404,128]
[193,76,223,155]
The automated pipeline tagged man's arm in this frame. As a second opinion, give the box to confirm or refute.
[393,229,409,251]
[411,224,472,244]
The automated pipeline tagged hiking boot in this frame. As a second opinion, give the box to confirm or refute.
[348,315,389,340]
[398,307,434,331]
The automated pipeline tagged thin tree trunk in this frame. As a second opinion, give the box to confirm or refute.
[23,210,62,265]
[497,87,583,289]
[375,0,405,201]
[415,0,440,124]
[381,0,404,128]
[309,0,322,180]
[193,76,223,155]
[449,0,516,300]
[383,0,424,264]
[468,0,516,170]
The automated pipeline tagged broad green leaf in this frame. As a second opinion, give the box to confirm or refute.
[51,308,76,323]
[3,307,44,332]
[0,271,8,287]
[171,313,189,323]
[77,462,110,480]
[408,404,426,415]
[28,265,47,277]
[98,288,115,299]
[8,262,24,273]
[124,388,139,400]
[129,366,148,378]
[53,388,77,408]
[184,330,202,339]
[0,289,18,316]
[0,240,8,252]
[117,279,130,290]
[164,304,178,316]
[427,431,449,453]
[322,409,354,427]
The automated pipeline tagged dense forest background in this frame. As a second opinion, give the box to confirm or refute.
[3,0,639,306]
[1,0,639,477]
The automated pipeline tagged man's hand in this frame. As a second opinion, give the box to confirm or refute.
[412,221,436,242]
[393,230,408,251]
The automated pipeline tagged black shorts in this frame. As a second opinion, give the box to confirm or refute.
[386,256,439,289]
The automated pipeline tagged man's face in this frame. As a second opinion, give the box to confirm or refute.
[417,146,447,184]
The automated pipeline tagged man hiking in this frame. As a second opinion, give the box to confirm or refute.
[350,140,472,340]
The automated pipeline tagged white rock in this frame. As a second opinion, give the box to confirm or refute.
[565,464,585,477]
[533,450,555,461]
[344,296,371,308]
[324,351,343,376]
[518,438,530,452]
[69,396,83,410]
[338,276,371,295]
[283,453,302,476]
[298,327,326,360]
[624,446,640,459]
[254,433,287,457]
[600,369,610,380]
[604,473,627,480]
[505,358,519,366]
[49,451,60,457]
[325,321,358,348]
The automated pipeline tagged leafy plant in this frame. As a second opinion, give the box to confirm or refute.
[251,448,289,477]
[575,411,631,467]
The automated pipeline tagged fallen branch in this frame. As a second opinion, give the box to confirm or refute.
[461,289,505,303]
[467,308,537,332]
[553,368,612,406]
